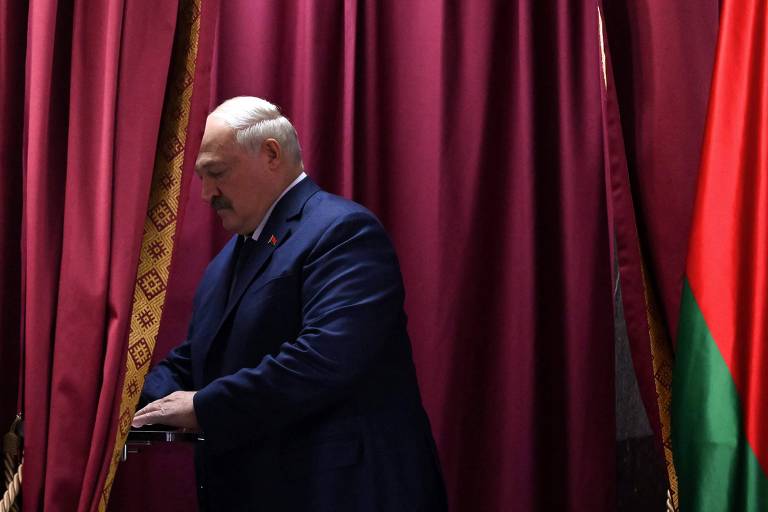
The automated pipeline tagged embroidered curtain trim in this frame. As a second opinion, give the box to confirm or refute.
[100,1,202,508]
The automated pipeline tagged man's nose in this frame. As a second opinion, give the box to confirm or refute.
[200,177,219,203]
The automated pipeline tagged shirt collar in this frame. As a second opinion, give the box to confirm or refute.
[248,171,307,242]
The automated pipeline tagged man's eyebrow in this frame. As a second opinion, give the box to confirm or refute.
[195,160,224,172]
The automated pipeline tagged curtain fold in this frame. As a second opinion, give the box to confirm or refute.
[0,0,26,432]
[599,2,719,508]
[99,0,220,507]
[601,0,719,343]
[598,7,674,506]
[19,0,204,509]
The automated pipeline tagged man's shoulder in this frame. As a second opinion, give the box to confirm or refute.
[307,189,381,227]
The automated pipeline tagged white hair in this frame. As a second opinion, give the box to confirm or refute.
[210,96,302,164]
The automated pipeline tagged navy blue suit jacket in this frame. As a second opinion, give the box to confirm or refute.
[141,177,446,511]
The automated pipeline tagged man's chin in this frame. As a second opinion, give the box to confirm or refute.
[216,209,237,232]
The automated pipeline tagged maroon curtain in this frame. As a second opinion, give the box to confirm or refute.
[602,0,719,342]
[113,1,617,510]
[107,0,221,508]
[19,0,187,510]
[0,0,26,432]
[600,2,719,508]
[600,23,719,498]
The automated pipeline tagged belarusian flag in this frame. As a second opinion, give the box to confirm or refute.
[672,0,768,510]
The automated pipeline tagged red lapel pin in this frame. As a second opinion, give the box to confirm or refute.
[268,234,278,246]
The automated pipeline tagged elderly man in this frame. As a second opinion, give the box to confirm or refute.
[132,97,446,511]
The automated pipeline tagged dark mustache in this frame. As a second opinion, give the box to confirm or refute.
[211,196,232,210]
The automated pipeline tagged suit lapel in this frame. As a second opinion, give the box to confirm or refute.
[193,235,238,384]
[200,176,321,368]
[223,225,288,316]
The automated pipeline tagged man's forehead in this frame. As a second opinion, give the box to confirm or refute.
[195,119,239,170]
[201,117,236,146]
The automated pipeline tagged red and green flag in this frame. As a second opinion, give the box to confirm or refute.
[672,0,768,510]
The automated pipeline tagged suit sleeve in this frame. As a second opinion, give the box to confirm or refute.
[193,211,404,451]
[138,300,199,408]
[138,339,194,408]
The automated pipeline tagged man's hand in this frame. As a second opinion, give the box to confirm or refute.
[132,391,200,430]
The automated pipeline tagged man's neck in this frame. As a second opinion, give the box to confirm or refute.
[247,170,307,241]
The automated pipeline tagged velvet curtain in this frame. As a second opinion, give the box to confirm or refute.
[10,0,215,510]
[600,3,719,508]
[0,0,26,434]
[603,0,719,344]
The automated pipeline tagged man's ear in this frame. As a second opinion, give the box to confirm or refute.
[261,138,281,168]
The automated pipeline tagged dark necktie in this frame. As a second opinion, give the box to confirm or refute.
[228,235,258,304]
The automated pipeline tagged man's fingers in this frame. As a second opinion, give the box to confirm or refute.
[135,400,165,416]
[132,410,162,427]
[131,414,151,428]
[131,391,198,429]
[131,415,148,426]
[133,407,160,421]
[132,399,169,427]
